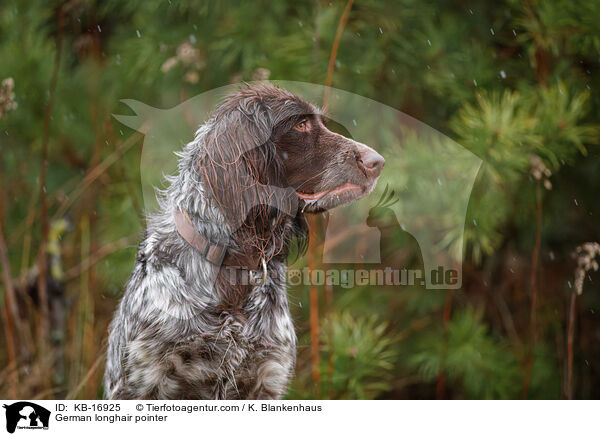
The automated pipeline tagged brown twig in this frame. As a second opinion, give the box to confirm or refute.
[70,214,91,395]
[8,183,57,250]
[304,0,356,394]
[0,221,19,397]
[53,129,144,220]
[322,217,335,397]
[304,0,355,396]
[566,292,576,399]
[307,216,321,391]
[312,0,337,398]
[9,131,140,247]
[65,234,137,280]
[522,183,543,399]
[37,5,64,374]
[436,291,453,399]
[397,317,432,341]
[66,347,106,400]
[19,189,39,280]
[323,0,354,110]
[32,387,64,401]
[108,121,143,218]
[492,285,523,349]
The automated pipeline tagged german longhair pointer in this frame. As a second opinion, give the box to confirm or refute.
[104,84,384,399]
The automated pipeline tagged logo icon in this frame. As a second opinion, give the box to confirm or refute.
[2,402,50,434]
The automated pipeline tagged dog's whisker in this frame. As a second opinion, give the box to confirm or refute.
[294,167,329,191]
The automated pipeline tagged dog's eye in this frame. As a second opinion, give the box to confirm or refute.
[294,120,309,131]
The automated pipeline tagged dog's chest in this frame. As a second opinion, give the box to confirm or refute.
[129,280,295,399]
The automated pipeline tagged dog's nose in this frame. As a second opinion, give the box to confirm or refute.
[357,148,385,178]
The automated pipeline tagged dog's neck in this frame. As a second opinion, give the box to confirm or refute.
[185,207,298,269]
[169,190,297,272]
[153,132,302,272]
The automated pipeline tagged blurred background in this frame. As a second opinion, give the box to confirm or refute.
[1,0,600,400]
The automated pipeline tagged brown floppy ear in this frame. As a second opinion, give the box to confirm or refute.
[199,96,297,248]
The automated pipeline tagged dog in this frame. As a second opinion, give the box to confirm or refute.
[104,84,384,399]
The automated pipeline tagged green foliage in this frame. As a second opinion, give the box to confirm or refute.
[320,312,398,399]
[1,0,599,400]
[453,85,599,261]
[411,309,521,399]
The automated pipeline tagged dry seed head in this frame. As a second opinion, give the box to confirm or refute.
[573,242,600,295]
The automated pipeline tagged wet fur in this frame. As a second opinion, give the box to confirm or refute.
[104,84,382,399]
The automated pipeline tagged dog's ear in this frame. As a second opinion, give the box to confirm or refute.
[200,95,294,242]
[210,98,273,155]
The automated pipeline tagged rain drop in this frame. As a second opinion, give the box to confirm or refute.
[136,29,141,38]
[490,28,495,36]
[500,70,506,79]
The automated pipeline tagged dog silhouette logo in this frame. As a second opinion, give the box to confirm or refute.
[3,402,50,433]
[115,80,482,291]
